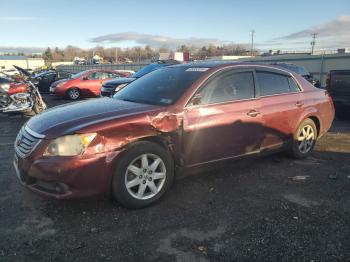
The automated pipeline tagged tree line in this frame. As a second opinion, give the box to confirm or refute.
[26,44,254,63]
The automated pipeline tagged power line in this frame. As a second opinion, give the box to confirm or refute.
[311,33,318,55]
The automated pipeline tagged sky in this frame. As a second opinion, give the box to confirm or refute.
[0,0,349,53]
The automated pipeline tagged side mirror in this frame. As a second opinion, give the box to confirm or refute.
[82,76,89,80]
[191,93,203,106]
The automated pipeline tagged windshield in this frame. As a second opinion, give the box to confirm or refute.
[71,70,91,79]
[131,64,162,78]
[114,67,207,106]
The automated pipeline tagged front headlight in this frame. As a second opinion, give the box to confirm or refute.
[115,83,128,93]
[44,133,96,156]
[56,81,67,88]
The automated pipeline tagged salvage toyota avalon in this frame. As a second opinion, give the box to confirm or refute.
[13,62,334,208]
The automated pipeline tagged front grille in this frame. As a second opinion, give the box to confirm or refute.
[15,126,45,158]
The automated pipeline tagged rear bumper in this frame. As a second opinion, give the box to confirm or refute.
[13,151,121,199]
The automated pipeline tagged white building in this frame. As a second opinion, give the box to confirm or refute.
[0,56,45,71]
[239,53,350,87]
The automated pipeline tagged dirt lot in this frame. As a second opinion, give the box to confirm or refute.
[0,96,349,262]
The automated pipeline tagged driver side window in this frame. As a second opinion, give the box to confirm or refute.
[193,70,255,105]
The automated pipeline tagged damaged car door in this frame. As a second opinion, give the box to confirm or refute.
[182,68,262,167]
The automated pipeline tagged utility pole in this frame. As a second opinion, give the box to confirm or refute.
[250,30,255,57]
[310,33,318,55]
[115,47,118,64]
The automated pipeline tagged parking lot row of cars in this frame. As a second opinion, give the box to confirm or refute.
[48,60,180,99]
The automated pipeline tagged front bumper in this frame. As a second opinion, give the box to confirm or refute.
[13,151,121,199]
[100,86,115,97]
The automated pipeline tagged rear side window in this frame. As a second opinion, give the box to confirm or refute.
[199,71,255,104]
[257,71,298,96]
[288,77,300,92]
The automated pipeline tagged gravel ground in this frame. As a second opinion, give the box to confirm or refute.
[0,96,349,262]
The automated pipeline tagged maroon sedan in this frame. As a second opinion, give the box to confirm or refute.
[14,62,334,208]
[50,69,130,100]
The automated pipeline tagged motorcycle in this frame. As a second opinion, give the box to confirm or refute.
[0,65,47,116]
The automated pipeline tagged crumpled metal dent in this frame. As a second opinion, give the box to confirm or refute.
[148,112,182,133]
[104,112,182,152]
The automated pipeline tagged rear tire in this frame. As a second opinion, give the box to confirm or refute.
[289,118,317,159]
[112,141,174,209]
[67,88,81,100]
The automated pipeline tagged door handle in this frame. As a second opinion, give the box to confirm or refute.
[295,101,304,108]
[247,110,260,117]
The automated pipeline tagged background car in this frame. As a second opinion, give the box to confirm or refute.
[271,62,320,87]
[326,69,350,119]
[15,62,334,208]
[50,69,130,100]
[100,60,180,97]
[33,70,72,93]
[113,69,135,75]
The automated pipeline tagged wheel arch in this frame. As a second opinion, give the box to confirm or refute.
[127,134,181,167]
[296,107,322,138]
[308,115,321,137]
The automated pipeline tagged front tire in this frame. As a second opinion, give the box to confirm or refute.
[67,88,81,100]
[289,118,317,159]
[112,141,174,209]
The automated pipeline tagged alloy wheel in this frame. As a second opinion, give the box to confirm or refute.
[68,89,80,100]
[124,153,166,200]
[297,124,315,154]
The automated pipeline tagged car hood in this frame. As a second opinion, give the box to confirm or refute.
[51,78,69,87]
[103,77,136,86]
[26,98,161,138]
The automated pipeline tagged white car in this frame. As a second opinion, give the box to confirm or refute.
[115,69,135,75]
